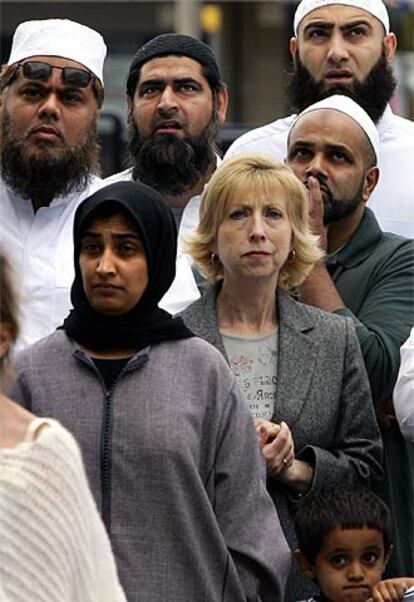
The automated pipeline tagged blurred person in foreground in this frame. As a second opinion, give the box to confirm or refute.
[225,0,414,238]
[9,181,291,602]
[285,94,414,576]
[0,19,106,349]
[0,251,126,602]
[104,33,228,313]
[181,154,383,601]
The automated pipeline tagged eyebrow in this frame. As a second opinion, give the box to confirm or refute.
[139,76,202,88]
[304,18,372,34]
[82,231,141,239]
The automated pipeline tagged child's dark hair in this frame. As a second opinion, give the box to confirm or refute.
[294,487,393,563]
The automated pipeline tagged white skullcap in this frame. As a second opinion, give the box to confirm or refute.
[292,95,380,161]
[7,19,107,84]
[294,0,390,36]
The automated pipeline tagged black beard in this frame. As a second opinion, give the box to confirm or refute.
[287,50,397,124]
[305,176,365,225]
[0,114,100,203]
[127,116,219,197]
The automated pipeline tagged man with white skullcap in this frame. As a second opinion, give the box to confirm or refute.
[225,0,414,238]
[286,94,414,578]
[0,19,107,349]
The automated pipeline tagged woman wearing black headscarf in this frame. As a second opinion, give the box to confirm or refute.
[10,181,290,602]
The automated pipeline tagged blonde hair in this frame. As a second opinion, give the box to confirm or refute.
[184,154,323,291]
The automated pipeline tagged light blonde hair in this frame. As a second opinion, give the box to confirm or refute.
[184,154,323,291]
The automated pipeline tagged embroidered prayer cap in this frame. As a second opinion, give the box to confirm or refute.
[7,19,107,84]
[126,33,221,97]
[293,0,390,36]
[291,95,380,161]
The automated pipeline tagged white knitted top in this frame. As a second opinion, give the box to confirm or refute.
[0,418,127,602]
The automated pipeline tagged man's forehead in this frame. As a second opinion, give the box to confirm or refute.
[299,5,382,32]
[138,55,205,81]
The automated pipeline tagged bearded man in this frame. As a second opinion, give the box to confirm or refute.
[286,94,414,579]
[225,0,414,238]
[0,19,107,349]
[104,34,228,314]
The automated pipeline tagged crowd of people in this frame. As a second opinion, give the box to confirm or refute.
[0,0,413,600]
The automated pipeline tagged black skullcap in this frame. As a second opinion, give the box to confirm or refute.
[126,33,222,97]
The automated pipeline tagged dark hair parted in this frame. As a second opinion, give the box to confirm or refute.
[294,487,393,563]
[126,33,225,99]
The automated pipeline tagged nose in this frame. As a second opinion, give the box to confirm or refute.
[37,93,61,121]
[304,153,328,181]
[157,86,178,113]
[248,213,267,242]
[346,560,365,582]
[96,249,116,276]
[326,31,350,64]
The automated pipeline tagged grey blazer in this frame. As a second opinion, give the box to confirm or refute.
[182,284,383,601]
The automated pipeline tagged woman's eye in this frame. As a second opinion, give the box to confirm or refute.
[229,209,247,220]
[266,208,283,219]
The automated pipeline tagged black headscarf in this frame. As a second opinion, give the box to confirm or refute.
[63,181,193,351]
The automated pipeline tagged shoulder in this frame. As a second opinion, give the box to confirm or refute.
[281,292,354,335]
[384,111,414,138]
[13,331,73,368]
[102,168,134,186]
[153,336,227,370]
[224,114,296,158]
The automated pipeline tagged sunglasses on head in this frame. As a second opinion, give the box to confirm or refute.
[10,60,94,88]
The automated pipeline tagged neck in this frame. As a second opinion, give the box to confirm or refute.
[0,393,34,448]
[217,276,279,336]
[161,164,213,209]
[30,192,55,213]
[82,346,138,360]
[326,204,365,254]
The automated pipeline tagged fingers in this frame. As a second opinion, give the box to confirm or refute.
[255,419,280,447]
[372,579,411,602]
[262,421,295,477]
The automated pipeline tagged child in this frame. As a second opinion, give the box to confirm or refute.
[294,487,414,602]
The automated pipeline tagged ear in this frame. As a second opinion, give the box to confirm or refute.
[383,33,397,63]
[127,96,134,121]
[290,37,299,59]
[0,323,13,360]
[362,166,380,204]
[294,549,317,582]
[383,544,394,571]
[215,87,228,126]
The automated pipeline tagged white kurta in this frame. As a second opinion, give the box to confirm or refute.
[225,104,414,238]
[0,177,102,350]
[103,167,202,315]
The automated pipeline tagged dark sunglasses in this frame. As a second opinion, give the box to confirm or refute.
[7,60,94,89]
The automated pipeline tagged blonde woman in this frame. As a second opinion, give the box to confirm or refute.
[0,252,126,602]
[182,154,383,601]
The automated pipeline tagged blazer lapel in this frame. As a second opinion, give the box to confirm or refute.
[272,292,319,427]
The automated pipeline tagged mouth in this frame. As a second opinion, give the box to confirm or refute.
[29,126,62,142]
[154,120,183,134]
[243,251,271,258]
[93,283,121,291]
[324,69,353,83]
